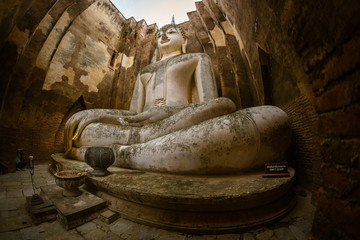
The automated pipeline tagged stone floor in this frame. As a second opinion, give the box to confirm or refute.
[0,165,315,240]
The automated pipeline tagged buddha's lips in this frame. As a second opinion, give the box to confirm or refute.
[160,39,170,44]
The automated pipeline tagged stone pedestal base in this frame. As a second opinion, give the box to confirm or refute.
[51,154,296,234]
[41,184,106,229]
[26,195,57,225]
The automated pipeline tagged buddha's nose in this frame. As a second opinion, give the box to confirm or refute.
[161,34,169,40]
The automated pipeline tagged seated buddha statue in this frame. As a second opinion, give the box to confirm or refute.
[64,22,291,175]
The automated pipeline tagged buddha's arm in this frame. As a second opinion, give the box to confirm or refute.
[129,73,145,113]
[146,53,236,131]
[195,54,218,101]
[125,71,183,126]
[124,54,229,127]
[64,109,136,154]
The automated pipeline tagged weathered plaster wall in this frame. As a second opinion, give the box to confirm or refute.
[0,0,128,168]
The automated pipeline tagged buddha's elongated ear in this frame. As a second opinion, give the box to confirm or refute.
[182,38,188,53]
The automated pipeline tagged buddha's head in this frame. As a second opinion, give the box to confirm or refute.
[156,22,187,57]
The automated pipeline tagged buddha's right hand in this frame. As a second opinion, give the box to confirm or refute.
[64,109,136,153]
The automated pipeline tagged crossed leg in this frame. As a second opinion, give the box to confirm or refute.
[68,97,236,160]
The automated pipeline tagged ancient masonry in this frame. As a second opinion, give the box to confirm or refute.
[0,0,359,239]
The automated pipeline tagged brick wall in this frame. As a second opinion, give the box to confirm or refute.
[213,0,360,238]
[311,35,360,239]
[283,96,321,194]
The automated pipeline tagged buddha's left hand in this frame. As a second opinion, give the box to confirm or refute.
[122,106,182,126]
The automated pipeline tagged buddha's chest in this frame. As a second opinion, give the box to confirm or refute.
[141,58,197,91]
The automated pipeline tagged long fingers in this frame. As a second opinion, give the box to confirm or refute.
[125,111,152,123]
[72,119,84,141]
[72,114,100,141]
[64,112,84,153]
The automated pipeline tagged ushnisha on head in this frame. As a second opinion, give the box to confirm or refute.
[156,18,187,59]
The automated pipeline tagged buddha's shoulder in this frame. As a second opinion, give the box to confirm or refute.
[140,53,210,74]
[177,52,209,59]
[170,53,210,64]
[140,61,162,74]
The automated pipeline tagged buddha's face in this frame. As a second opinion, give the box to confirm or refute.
[157,26,185,54]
